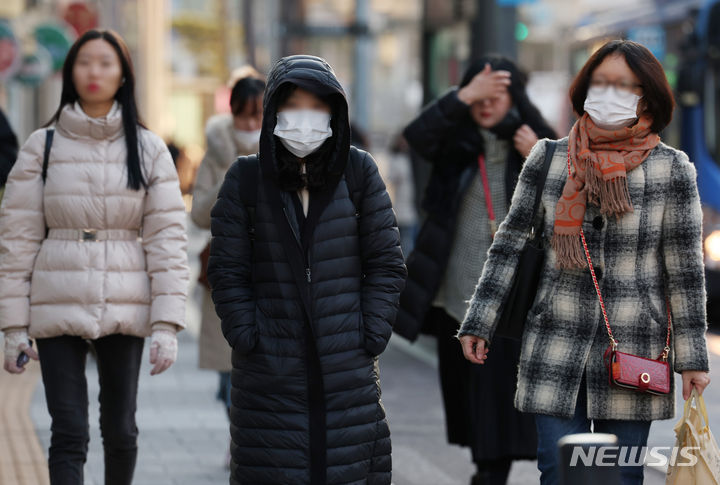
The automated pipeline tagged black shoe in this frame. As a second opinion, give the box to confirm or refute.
[470,468,510,485]
[470,471,486,485]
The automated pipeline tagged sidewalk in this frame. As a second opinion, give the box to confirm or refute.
[383,336,541,485]
[0,359,49,485]
[25,330,539,485]
[8,214,716,484]
[14,327,716,484]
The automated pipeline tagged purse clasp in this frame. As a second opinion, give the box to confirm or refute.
[661,346,670,361]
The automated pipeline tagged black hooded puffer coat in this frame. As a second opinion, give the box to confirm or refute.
[208,55,406,485]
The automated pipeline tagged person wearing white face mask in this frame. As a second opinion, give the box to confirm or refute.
[274,108,333,158]
[272,105,333,215]
[458,40,711,485]
[398,55,557,485]
[208,55,406,484]
[1,29,188,484]
[582,80,643,130]
[190,67,265,467]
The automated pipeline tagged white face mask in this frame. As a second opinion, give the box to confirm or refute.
[233,129,261,150]
[273,109,333,158]
[583,85,642,130]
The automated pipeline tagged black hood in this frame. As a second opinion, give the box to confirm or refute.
[259,55,350,186]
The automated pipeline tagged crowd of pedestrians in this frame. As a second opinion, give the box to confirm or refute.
[0,28,712,485]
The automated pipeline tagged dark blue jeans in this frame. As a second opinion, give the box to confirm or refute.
[37,334,144,485]
[534,384,651,485]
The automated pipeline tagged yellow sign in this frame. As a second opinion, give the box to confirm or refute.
[0,0,26,19]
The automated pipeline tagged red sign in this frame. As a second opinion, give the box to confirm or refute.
[63,2,99,36]
[0,21,20,80]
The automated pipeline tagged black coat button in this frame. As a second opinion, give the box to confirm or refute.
[593,216,604,230]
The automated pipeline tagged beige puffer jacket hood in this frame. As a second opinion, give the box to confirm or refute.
[0,102,189,339]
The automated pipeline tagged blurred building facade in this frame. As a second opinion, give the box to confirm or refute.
[516,0,707,137]
[0,0,167,144]
[4,0,703,176]
[6,3,428,149]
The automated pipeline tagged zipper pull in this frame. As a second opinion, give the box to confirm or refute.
[306,268,312,283]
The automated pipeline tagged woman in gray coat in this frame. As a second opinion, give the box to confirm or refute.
[191,68,265,467]
[192,69,264,394]
[459,40,711,485]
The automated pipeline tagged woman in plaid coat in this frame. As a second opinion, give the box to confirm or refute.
[459,40,711,485]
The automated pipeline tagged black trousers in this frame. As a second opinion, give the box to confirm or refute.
[431,306,536,485]
[37,334,144,485]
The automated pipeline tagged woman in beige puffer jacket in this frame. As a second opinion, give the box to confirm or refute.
[0,104,187,339]
[0,30,188,484]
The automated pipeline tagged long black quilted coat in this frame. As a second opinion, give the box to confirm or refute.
[208,55,407,485]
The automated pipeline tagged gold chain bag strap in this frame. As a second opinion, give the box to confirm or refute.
[566,149,672,395]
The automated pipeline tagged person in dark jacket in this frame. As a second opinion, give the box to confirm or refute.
[207,54,407,485]
[0,106,19,199]
[397,56,556,485]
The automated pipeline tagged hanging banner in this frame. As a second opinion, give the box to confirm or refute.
[63,2,99,36]
[15,44,53,86]
[34,22,75,72]
[0,21,21,80]
[0,0,25,19]
[627,26,666,61]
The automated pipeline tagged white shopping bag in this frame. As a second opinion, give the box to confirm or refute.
[666,388,720,485]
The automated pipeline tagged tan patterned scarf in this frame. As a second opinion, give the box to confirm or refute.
[552,113,660,268]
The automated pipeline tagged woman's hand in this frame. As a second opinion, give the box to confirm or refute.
[3,329,39,374]
[149,327,178,376]
[681,370,710,400]
[513,124,539,158]
[459,335,489,365]
[457,63,511,106]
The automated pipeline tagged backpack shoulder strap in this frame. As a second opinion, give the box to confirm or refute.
[345,147,365,214]
[42,128,55,185]
[235,155,259,232]
[235,155,258,206]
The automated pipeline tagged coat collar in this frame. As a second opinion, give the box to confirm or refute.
[206,114,259,162]
[56,101,124,141]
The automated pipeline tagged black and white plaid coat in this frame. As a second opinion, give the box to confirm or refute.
[459,137,710,421]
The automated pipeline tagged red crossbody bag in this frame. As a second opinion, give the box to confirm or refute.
[567,150,672,395]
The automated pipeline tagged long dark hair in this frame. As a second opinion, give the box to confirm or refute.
[46,29,147,190]
[230,76,266,116]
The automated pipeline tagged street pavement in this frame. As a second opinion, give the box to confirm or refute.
[28,326,699,485]
[382,336,541,485]
[30,329,232,485]
[28,331,542,485]
[22,220,716,484]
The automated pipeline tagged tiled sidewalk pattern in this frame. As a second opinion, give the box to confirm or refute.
[0,359,49,485]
